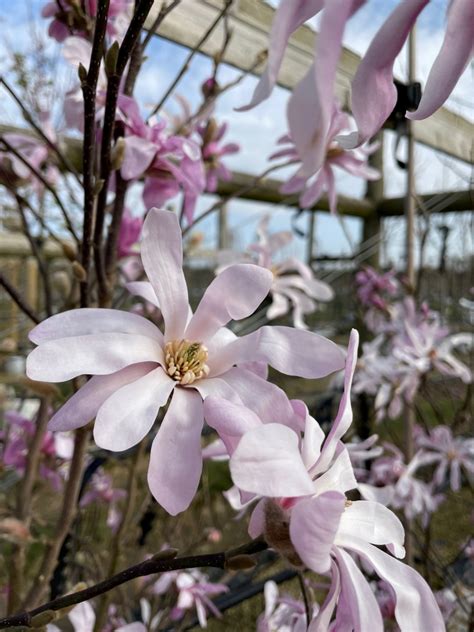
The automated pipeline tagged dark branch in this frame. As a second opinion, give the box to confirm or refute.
[0,270,40,324]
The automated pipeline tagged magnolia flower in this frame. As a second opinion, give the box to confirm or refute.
[27,208,344,515]
[153,570,228,628]
[414,425,474,492]
[47,600,145,632]
[227,330,444,630]
[80,470,127,532]
[257,580,310,632]
[196,119,239,192]
[218,214,333,329]
[117,209,143,259]
[355,266,399,311]
[272,103,380,213]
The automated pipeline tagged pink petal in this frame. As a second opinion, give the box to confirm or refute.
[311,447,357,496]
[93,367,174,451]
[211,326,345,379]
[248,498,266,538]
[336,500,405,559]
[121,136,157,180]
[314,329,359,473]
[126,281,160,308]
[290,492,345,573]
[266,292,290,320]
[237,0,324,111]
[408,0,474,120]
[185,264,272,342]
[230,424,315,497]
[26,333,163,382]
[301,411,325,471]
[68,602,96,632]
[341,0,430,148]
[332,546,384,631]
[148,388,204,515]
[140,209,189,341]
[308,560,340,632]
[29,308,162,344]
[343,537,444,631]
[203,396,262,456]
[48,362,157,431]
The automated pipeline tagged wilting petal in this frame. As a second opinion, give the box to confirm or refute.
[308,560,340,632]
[49,362,156,431]
[343,537,444,631]
[336,500,405,558]
[237,0,324,110]
[29,308,162,344]
[230,424,315,497]
[141,209,189,341]
[203,396,261,455]
[121,136,158,180]
[211,326,345,378]
[340,0,430,148]
[408,0,474,120]
[290,492,345,573]
[185,264,272,342]
[314,329,359,473]
[219,367,296,426]
[333,546,384,632]
[94,367,174,451]
[148,388,204,515]
[27,333,163,382]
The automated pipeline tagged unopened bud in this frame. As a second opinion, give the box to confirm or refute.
[78,63,88,83]
[264,500,303,568]
[72,261,87,282]
[201,77,219,99]
[93,178,105,195]
[111,137,126,171]
[61,240,77,261]
[151,548,179,561]
[203,118,218,145]
[225,554,256,571]
[31,610,56,627]
[105,41,120,77]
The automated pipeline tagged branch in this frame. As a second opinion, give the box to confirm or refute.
[147,0,234,120]
[0,270,40,324]
[80,0,110,307]
[0,540,268,629]
[0,136,79,243]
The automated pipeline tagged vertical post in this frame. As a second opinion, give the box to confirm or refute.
[362,132,384,268]
[404,26,417,566]
[306,210,316,266]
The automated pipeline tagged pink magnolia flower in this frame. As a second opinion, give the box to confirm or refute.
[27,208,344,515]
[257,580,309,632]
[355,266,399,311]
[196,119,239,192]
[414,425,474,492]
[153,570,228,628]
[228,331,444,630]
[117,209,143,259]
[42,0,133,43]
[272,103,380,213]
[80,470,127,532]
[218,214,333,329]
[117,96,206,225]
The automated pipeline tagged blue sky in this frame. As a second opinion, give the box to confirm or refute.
[0,0,472,270]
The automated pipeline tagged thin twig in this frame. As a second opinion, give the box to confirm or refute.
[0,270,40,324]
[80,0,110,307]
[147,0,234,120]
[141,0,182,50]
[0,76,83,186]
[0,539,267,629]
[0,136,79,243]
[22,428,89,609]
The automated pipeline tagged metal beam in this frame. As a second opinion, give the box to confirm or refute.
[146,0,474,163]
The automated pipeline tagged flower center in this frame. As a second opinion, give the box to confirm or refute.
[165,339,210,385]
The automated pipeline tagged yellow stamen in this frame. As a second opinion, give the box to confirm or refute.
[165,339,209,385]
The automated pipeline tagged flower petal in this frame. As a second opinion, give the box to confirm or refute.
[93,367,174,451]
[312,447,357,495]
[27,334,163,382]
[148,388,204,515]
[185,264,272,342]
[203,396,262,456]
[290,492,345,573]
[211,326,345,378]
[121,136,158,180]
[342,537,444,631]
[408,0,474,120]
[237,0,324,111]
[230,423,315,497]
[308,560,340,632]
[249,498,266,539]
[48,362,157,431]
[141,209,189,341]
[336,500,405,558]
[29,308,162,344]
[126,281,160,308]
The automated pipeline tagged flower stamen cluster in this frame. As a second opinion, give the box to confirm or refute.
[165,339,209,385]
